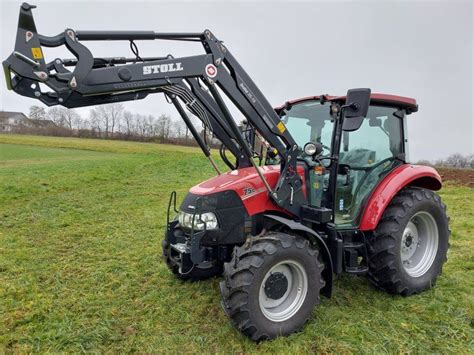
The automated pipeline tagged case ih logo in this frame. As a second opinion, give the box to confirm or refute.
[205,64,217,78]
[143,62,183,75]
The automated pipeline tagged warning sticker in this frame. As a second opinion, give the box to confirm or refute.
[277,121,286,134]
[31,47,43,59]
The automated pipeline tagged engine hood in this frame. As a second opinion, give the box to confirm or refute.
[190,165,281,199]
[189,165,306,216]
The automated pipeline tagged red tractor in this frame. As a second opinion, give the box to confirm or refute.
[4,3,449,341]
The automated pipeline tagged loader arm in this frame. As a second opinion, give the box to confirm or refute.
[3,2,306,215]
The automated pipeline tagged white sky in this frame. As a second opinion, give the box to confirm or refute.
[0,0,472,161]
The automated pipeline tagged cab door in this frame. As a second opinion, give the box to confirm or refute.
[335,105,405,227]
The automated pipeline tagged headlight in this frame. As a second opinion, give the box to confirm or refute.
[178,211,219,230]
[303,142,323,156]
[304,142,317,155]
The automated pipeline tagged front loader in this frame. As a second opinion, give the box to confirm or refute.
[3,3,450,341]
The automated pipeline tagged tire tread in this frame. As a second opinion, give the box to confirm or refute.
[221,232,324,341]
[367,187,450,296]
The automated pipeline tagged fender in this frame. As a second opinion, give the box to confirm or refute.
[264,214,333,298]
[359,164,442,231]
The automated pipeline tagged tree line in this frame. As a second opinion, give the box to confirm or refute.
[26,103,204,145]
[17,105,474,169]
[417,154,474,169]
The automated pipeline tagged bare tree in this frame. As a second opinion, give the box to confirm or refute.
[47,107,67,127]
[173,120,185,138]
[46,107,82,133]
[110,103,123,137]
[29,105,47,120]
[156,114,172,140]
[122,110,133,137]
[25,103,205,147]
[89,103,124,138]
[445,153,469,168]
[135,113,147,139]
[435,153,474,168]
[64,109,81,131]
[76,117,90,130]
[146,115,157,137]
[182,114,200,141]
[89,109,102,136]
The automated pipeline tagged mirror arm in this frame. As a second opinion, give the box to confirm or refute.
[340,102,357,112]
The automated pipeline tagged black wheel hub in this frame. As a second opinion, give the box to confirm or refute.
[264,272,288,300]
[405,234,413,247]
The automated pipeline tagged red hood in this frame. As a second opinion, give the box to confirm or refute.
[190,165,306,216]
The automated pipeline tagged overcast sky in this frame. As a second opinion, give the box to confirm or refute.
[0,0,472,161]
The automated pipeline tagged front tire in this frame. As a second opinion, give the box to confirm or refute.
[220,232,325,341]
[367,187,450,296]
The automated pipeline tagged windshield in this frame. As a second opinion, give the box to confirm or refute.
[280,100,334,155]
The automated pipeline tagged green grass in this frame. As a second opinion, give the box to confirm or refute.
[1,134,473,353]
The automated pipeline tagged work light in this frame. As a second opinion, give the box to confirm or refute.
[304,142,317,156]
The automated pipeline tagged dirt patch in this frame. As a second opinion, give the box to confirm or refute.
[437,168,473,187]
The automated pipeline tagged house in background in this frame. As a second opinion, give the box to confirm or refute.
[0,111,56,132]
[0,111,28,132]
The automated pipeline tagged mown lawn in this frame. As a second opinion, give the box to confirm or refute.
[0,135,472,353]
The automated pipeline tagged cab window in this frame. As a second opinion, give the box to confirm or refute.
[335,106,404,227]
[281,101,333,154]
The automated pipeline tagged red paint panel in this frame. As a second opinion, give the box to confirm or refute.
[358,164,442,231]
[189,165,306,216]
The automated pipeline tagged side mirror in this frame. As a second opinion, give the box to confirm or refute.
[342,88,371,132]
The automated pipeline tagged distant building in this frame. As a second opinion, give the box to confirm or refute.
[0,111,28,132]
[0,111,55,132]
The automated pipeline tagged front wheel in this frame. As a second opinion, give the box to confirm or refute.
[367,187,450,296]
[220,232,325,341]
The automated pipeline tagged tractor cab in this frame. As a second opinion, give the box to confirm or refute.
[277,94,417,228]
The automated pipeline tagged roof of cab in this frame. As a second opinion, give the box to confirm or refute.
[275,93,418,114]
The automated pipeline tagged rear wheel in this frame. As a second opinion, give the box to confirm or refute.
[220,232,325,341]
[367,187,450,296]
[162,239,223,281]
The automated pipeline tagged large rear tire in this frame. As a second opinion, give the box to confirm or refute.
[220,232,325,341]
[367,187,450,296]
[162,239,223,281]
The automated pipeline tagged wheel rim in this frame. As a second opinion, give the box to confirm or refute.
[401,211,439,277]
[259,260,308,322]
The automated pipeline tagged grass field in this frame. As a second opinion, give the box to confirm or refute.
[1,134,473,353]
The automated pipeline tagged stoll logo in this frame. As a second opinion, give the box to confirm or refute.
[143,62,184,75]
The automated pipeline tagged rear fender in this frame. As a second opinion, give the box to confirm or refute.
[264,214,333,298]
[359,164,442,231]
